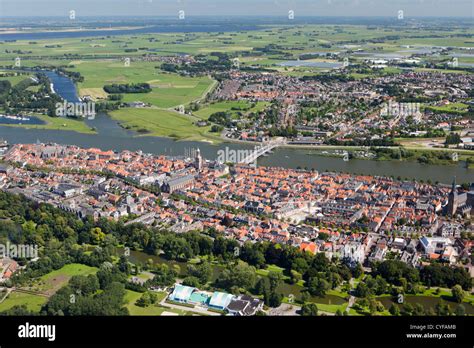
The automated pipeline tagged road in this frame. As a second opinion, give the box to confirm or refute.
[159,297,221,316]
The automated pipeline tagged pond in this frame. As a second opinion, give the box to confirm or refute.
[121,248,346,305]
[377,295,474,315]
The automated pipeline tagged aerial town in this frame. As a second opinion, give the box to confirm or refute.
[214,70,474,150]
[1,142,472,271]
[0,6,473,347]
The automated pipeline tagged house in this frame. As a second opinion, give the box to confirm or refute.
[129,276,147,286]
[441,246,458,264]
[340,242,365,265]
[226,295,264,316]
[300,242,318,255]
[0,258,19,282]
[0,164,12,175]
[391,237,407,250]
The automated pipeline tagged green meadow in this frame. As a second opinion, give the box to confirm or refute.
[124,290,196,316]
[0,23,472,140]
[0,291,47,313]
[68,60,214,108]
[21,263,98,296]
[0,114,97,134]
[109,107,222,143]
[194,100,269,119]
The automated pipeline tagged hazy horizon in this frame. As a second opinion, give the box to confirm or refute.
[0,0,473,18]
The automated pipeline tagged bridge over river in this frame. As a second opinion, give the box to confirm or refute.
[239,139,286,165]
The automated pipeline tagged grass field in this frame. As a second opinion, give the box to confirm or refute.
[124,290,196,316]
[21,263,98,296]
[0,23,472,143]
[109,107,222,143]
[68,61,214,108]
[1,24,471,67]
[424,102,469,114]
[0,71,33,86]
[0,291,47,313]
[194,100,269,120]
[0,115,96,134]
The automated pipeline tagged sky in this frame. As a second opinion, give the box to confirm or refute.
[0,0,473,18]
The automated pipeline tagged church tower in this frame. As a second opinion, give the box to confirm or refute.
[194,148,203,172]
[447,177,458,217]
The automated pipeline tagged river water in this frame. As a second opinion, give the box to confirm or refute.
[1,70,473,184]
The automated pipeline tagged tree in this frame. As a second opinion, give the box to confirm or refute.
[241,243,265,268]
[150,264,177,287]
[268,271,283,292]
[351,263,364,278]
[254,278,267,295]
[69,275,99,296]
[451,285,465,303]
[268,291,283,308]
[89,227,105,245]
[292,257,309,274]
[368,298,378,315]
[307,277,330,297]
[401,303,414,316]
[455,304,466,316]
[445,132,461,145]
[355,282,371,298]
[289,270,302,285]
[188,262,212,285]
[301,303,319,316]
[413,303,425,316]
[136,292,152,307]
[389,304,400,316]
[182,276,201,288]
[435,302,452,316]
[420,264,471,290]
[300,290,311,303]
[118,256,131,275]
[374,260,419,286]
[218,262,256,292]
[162,236,193,261]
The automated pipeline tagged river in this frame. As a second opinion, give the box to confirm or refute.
[1,70,473,184]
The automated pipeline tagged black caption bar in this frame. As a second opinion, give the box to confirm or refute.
[0,316,472,347]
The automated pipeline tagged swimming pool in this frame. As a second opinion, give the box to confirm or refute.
[189,292,210,305]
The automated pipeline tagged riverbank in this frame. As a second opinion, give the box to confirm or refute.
[220,134,474,168]
[0,114,96,134]
[109,107,223,144]
[3,115,473,168]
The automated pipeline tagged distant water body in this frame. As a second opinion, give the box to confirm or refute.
[279,61,343,68]
[0,24,260,41]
